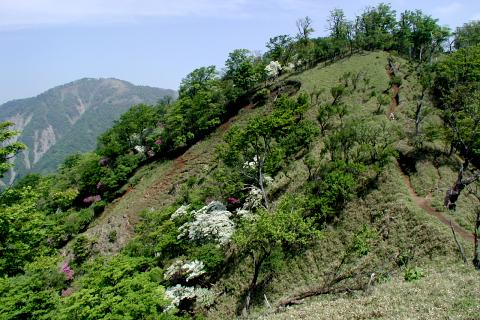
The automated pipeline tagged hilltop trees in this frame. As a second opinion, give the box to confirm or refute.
[224,49,265,93]
[454,21,480,49]
[395,10,450,62]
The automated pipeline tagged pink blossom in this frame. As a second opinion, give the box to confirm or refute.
[60,263,74,280]
[98,157,110,166]
[61,288,74,297]
[96,182,103,190]
[83,195,101,204]
[154,139,163,145]
[227,197,240,204]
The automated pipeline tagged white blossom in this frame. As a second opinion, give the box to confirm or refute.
[165,285,196,311]
[171,204,190,220]
[284,62,295,72]
[134,145,145,153]
[178,201,234,245]
[242,186,264,211]
[164,259,206,282]
[164,285,214,311]
[243,155,259,170]
[265,60,282,78]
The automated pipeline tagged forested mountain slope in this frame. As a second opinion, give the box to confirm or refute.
[1,4,480,319]
[0,78,175,185]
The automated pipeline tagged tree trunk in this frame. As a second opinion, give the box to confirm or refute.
[473,208,480,270]
[444,162,480,210]
[242,252,267,316]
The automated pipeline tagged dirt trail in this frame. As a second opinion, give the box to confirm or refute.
[400,170,474,242]
[61,103,255,258]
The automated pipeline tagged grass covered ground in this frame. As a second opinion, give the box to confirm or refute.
[61,51,479,319]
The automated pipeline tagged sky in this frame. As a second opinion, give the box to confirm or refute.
[0,0,479,104]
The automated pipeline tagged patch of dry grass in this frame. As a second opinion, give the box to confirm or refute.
[263,260,480,320]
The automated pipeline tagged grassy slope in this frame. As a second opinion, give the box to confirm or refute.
[63,102,264,256]
[64,52,479,319]
[205,52,479,319]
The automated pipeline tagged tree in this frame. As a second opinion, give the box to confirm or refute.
[0,121,26,179]
[454,21,480,49]
[296,16,314,42]
[395,10,450,62]
[224,49,264,92]
[355,3,397,50]
[265,35,294,64]
[432,45,480,270]
[234,204,320,315]
[219,94,311,209]
[328,9,353,56]
[179,65,218,98]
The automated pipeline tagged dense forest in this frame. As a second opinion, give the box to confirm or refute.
[1,3,479,319]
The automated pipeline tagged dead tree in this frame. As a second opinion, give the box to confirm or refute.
[444,162,480,210]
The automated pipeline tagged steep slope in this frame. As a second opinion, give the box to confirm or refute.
[0,78,176,185]
[27,52,479,319]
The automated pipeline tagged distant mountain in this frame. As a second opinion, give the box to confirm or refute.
[0,78,176,185]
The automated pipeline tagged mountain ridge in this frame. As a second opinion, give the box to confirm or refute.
[0,77,176,185]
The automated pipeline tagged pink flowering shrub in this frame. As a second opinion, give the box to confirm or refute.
[61,287,74,297]
[227,197,240,204]
[98,157,110,166]
[83,195,101,204]
[60,262,74,280]
[155,139,163,145]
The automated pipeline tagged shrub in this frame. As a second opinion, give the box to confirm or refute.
[404,266,424,282]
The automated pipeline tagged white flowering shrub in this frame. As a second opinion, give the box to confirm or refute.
[265,61,282,78]
[164,285,214,311]
[284,62,295,73]
[242,186,264,210]
[165,284,196,311]
[171,204,190,220]
[243,155,259,170]
[177,201,234,245]
[164,259,206,282]
[134,145,145,153]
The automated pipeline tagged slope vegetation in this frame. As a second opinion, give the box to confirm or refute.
[0,78,175,184]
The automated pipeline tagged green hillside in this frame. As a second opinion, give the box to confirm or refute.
[1,4,479,320]
[0,78,175,185]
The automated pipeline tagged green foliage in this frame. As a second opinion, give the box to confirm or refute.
[234,205,321,259]
[188,243,225,272]
[265,35,294,64]
[389,75,403,87]
[129,207,185,261]
[455,21,480,49]
[224,49,265,92]
[395,10,450,61]
[324,117,400,167]
[404,266,424,282]
[307,161,364,221]
[432,45,480,162]
[98,103,163,159]
[55,255,178,320]
[349,225,378,256]
[72,235,95,265]
[0,256,64,319]
[0,121,26,178]
[0,186,53,275]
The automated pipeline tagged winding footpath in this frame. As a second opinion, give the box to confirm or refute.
[400,169,474,242]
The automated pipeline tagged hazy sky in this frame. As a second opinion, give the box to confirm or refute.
[1,0,479,104]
